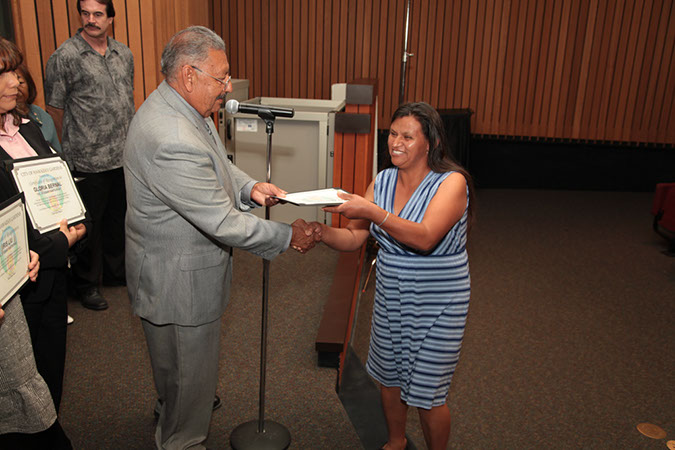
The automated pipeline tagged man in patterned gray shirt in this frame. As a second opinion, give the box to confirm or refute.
[45,0,134,310]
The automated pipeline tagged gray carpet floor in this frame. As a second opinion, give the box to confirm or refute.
[57,189,674,449]
[60,246,361,449]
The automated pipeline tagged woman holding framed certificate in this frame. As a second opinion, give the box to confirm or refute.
[0,37,85,449]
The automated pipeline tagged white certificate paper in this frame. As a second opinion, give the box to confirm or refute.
[0,196,30,306]
[274,188,349,206]
[10,156,86,233]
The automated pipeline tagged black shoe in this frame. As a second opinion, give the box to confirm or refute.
[80,287,108,310]
[153,395,221,418]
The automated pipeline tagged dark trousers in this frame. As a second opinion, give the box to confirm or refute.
[72,167,126,289]
[0,419,72,449]
[21,270,68,412]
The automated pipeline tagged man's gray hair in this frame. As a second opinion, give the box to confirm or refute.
[161,26,227,80]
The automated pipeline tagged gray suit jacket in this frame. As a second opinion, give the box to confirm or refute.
[124,81,292,326]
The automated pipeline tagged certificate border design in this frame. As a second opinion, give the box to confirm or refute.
[8,155,86,234]
[0,194,30,307]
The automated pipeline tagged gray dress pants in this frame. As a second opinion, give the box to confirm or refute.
[142,317,221,450]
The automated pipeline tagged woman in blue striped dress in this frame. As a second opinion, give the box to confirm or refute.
[321,102,474,450]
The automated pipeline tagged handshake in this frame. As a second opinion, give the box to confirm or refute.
[290,219,323,253]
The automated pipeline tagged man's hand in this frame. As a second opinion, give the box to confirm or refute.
[28,250,40,282]
[251,182,287,207]
[290,219,322,253]
[59,219,87,248]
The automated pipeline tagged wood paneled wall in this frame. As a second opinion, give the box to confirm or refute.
[10,0,675,145]
[10,0,213,110]
[220,0,674,145]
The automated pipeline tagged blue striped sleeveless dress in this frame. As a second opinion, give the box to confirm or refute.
[366,168,470,409]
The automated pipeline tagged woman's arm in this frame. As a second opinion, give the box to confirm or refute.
[319,219,371,252]
[318,183,375,252]
[324,172,467,252]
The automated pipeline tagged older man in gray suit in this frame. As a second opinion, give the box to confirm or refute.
[124,26,319,449]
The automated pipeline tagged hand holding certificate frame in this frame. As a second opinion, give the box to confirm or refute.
[273,187,349,206]
[0,194,30,307]
[7,155,86,234]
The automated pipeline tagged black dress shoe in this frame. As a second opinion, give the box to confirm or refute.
[153,395,222,418]
[80,287,108,310]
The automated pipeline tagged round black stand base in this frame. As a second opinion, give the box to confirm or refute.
[230,420,291,450]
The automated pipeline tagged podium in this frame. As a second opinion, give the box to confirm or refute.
[224,97,345,225]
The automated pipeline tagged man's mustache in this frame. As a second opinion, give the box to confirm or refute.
[86,24,100,30]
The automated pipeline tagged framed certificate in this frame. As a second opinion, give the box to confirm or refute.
[7,155,86,233]
[0,194,30,307]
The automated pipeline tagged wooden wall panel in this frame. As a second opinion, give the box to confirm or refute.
[655,5,675,144]
[125,0,145,108]
[139,0,159,97]
[220,0,673,145]
[113,0,128,45]
[10,0,42,107]
[10,0,213,111]
[9,0,674,146]
[35,0,56,72]
[51,1,71,48]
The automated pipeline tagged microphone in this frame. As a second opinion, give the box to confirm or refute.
[225,99,294,118]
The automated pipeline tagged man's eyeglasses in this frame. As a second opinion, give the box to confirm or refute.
[191,65,231,88]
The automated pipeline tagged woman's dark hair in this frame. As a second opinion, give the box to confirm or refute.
[0,37,23,129]
[77,0,116,18]
[389,102,475,228]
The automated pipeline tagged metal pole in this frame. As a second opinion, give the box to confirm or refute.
[230,116,291,450]
[258,120,273,432]
[399,0,413,105]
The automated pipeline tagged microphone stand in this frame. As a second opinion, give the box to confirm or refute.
[230,110,291,450]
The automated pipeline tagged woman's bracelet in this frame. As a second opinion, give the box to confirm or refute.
[378,211,390,227]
